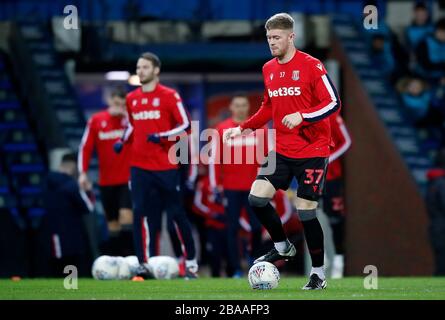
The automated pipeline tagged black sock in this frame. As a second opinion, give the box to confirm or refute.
[251,203,287,243]
[299,211,324,267]
[251,229,263,258]
[120,225,135,256]
[106,231,120,256]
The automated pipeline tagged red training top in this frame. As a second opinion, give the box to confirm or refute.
[78,110,131,186]
[240,49,341,159]
[327,114,351,181]
[125,83,190,171]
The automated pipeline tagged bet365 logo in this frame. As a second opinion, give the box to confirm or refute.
[268,87,301,98]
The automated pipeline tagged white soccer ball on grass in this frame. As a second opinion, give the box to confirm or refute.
[248,261,280,290]
[145,256,179,280]
[91,255,120,280]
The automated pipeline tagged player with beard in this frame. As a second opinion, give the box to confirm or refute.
[122,52,198,279]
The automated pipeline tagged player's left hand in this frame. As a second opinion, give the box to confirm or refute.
[282,112,303,130]
[113,140,124,154]
[147,133,161,144]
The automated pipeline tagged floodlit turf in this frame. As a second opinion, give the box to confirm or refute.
[1,277,445,300]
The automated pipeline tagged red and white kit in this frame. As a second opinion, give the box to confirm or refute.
[125,84,190,171]
[79,110,131,186]
[327,114,351,180]
[240,50,341,159]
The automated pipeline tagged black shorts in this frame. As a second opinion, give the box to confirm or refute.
[322,178,345,218]
[257,151,328,201]
[99,184,132,221]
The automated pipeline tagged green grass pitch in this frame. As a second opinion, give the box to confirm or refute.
[1,277,445,300]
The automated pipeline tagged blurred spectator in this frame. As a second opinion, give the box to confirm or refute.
[39,153,93,277]
[370,33,408,82]
[405,2,434,51]
[425,148,445,276]
[370,34,395,77]
[192,173,228,278]
[431,76,445,117]
[428,76,445,145]
[415,18,445,81]
[397,75,432,124]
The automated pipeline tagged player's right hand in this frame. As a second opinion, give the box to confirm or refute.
[223,126,242,144]
[78,172,92,191]
[147,133,161,144]
[113,140,124,154]
[282,112,303,130]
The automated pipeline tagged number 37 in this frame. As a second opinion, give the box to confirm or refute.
[304,169,324,184]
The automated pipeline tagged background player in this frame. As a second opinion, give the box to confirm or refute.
[223,13,341,290]
[192,167,227,277]
[324,114,351,278]
[78,88,134,256]
[209,93,266,277]
[124,52,198,279]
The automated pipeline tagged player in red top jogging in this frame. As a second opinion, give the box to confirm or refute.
[123,52,198,279]
[224,13,341,290]
[78,88,134,256]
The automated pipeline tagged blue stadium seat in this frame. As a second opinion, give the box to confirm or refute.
[0,172,17,209]
[0,79,12,90]
[11,170,45,194]
[0,100,20,109]
[0,129,35,145]
[3,151,44,168]
[0,108,25,123]
[2,142,37,152]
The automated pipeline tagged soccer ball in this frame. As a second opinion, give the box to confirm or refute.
[114,256,136,280]
[91,255,120,280]
[122,255,140,278]
[116,257,131,280]
[248,262,280,290]
[116,256,140,280]
[145,256,179,280]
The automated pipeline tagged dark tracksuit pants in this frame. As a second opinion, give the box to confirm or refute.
[167,214,185,258]
[130,167,196,264]
[224,190,262,273]
[207,227,228,277]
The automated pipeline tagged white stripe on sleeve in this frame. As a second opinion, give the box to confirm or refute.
[158,101,190,137]
[79,190,94,212]
[123,122,133,142]
[193,188,210,214]
[302,74,338,119]
[329,122,352,163]
[52,234,62,259]
[78,123,91,173]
